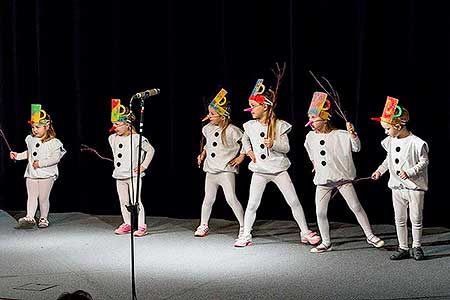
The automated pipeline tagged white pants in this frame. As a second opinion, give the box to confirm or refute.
[392,189,425,249]
[243,171,309,237]
[116,177,146,226]
[25,177,55,219]
[200,172,244,226]
[315,183,374,246]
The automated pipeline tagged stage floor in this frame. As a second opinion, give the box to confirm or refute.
[1,210,449,300]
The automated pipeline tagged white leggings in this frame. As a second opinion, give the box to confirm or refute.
[116,177,146,226]
[315,183,374,246]
[25,177,55,219]
[200,172,244,226]
[243,171,309,237]
[392,189,424,249]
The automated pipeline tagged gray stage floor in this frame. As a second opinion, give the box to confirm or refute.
[1,210,449,300]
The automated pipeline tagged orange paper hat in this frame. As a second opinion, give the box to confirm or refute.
[371,96,409,126]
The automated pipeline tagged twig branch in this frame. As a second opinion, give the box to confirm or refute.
[80,144,113,162]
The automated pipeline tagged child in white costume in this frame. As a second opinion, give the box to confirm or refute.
[10,104,66,229]
[234,78,321,247]
[109,99,155,237]
[371,96,429,261]
[304,92,384,253]
[195,88,245,238]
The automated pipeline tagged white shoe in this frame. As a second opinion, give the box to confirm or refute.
[367,235,384,248]
[194,224,209,237]
[310,243,333,253]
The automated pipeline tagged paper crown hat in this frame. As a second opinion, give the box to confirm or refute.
[111,99,135,123]
[202,88,230,122]
[28,104,50,126]
[248,79,273,105]
[371,96,409,126]
[307,92,331,120]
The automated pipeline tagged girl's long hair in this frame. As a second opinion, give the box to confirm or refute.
[41,122,56,143]
[264,89,277,141]
[219,117,231,146]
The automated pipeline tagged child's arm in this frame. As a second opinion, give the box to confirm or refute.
[10,151,27,160]
[346,122,361,152]
[241,132,255,163]
[140,141,155,170]
[372,157,389,180]
[197,148,206,167]
[270,132,290,153]
[36,146,64,168]
[229,153,245,167]
[404,143,429,178]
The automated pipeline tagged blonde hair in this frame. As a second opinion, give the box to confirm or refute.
[40,122,56,143]
[219,117,231,146]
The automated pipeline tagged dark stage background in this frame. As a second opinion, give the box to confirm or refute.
[1,1,449,227]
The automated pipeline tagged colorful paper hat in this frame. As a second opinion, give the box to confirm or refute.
[202,88,230,122]
[248,79,273,105]
[371,96,409,126]
[111,99,133,123]
[307,92,331,120]
[28,104,50,126]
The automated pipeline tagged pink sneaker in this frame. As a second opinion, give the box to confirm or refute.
[114,223,131,235]
[194,224,209,237]
[300,230,321,245]
[133,224,148,237]
[234,235,252,247]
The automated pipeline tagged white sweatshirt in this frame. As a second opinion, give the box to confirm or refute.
[202,123,243,174]
[241,119,292,174]
[16,135,66,179]
[108,134,155,179]
[376,133,428,191]
[304,129,360,186]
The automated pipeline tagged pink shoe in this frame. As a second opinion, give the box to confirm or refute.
[114,223,131,235]
[133,224,148,237]
[194,224,209,237]
[300,230,321,245]
[234,235,252,247]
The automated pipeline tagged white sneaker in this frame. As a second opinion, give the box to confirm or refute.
[16,217,36,229]
[310,243,333,253]
[194,224,209,237]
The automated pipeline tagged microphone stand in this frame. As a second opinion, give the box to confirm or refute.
[126,96,145,300]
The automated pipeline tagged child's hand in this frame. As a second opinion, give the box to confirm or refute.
[134,165,146,174]
[10,151,17,160]
[32,160,40,169]
[247,150,256,163]
[197,152,206,167]
[229,153,245,167]
[371,171,381,180]
[264,138,273,149]
[398,170,409,180]
[346,122,357,136]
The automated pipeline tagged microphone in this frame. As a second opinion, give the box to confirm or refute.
[133,88,160,99]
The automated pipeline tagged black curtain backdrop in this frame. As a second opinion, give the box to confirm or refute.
[1,0,449,227]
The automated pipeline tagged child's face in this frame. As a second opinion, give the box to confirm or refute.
[113,122,131,136]
[308,114,327,132]
[31,124,48,138]
[208,107,223,125]
[380,121,399,137]
[248,100,267,119]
